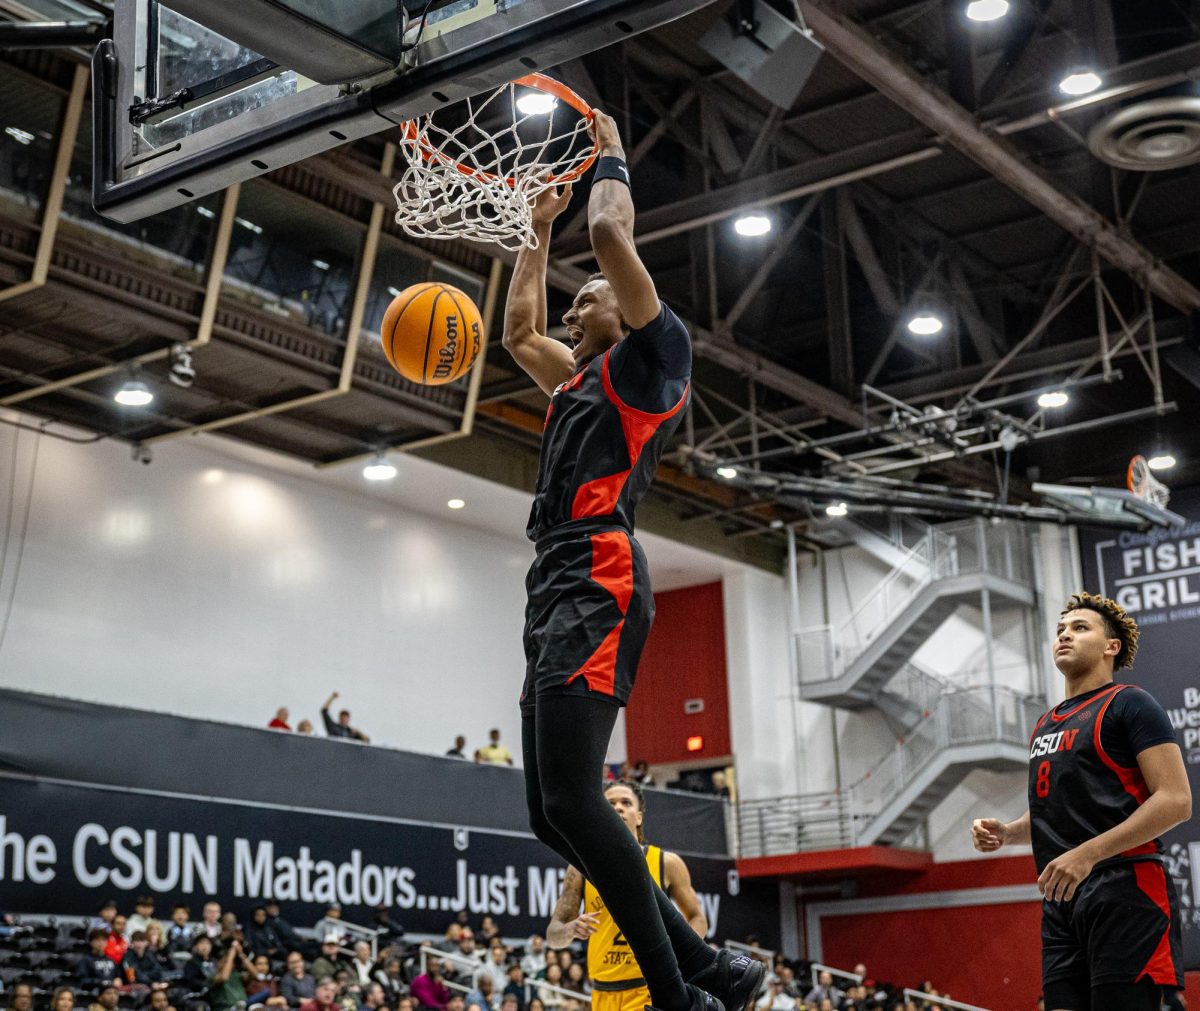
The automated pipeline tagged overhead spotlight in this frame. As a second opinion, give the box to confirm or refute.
[825,502,848,517]
[906,313,944,336]
[196,206,216,219]
[363,454,397,481]
[168,344,195,388]
[1148,454,1177,471]
[516,91,557,116]
[769,519,785,530]
[235,216,263,234]
[387,286,404,298]
[114,379,153,407]
[965,0,1008,20]
[1037,390,1069,409]
[733,214,772,237]
[312,259,331,271]
[716,466,738,480]
[1059,70,1102,96]
[447,498,466,510]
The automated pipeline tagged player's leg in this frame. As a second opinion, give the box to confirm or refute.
[533,692,694,1011]
[521,709,585,869]
[1042,977,1089,1011]
[1089,982,1161,1011]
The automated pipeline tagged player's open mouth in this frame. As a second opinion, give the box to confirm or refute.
[567,326,583,343]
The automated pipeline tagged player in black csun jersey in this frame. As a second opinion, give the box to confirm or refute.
[971,592,1191,1011]
[500,111,762,1011]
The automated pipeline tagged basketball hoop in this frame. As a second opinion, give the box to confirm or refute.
[393,74,598,251]
[1127,454,1171,509]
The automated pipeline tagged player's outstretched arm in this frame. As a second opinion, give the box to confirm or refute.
[502,185,576,397]
[663,851,707,938]
[545,866,596,949]
[587,112,660,331]
[971,810,1031,852]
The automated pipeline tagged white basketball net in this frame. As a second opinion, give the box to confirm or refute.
[394,77,597,252]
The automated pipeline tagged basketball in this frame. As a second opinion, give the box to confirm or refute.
[380,282,483,386]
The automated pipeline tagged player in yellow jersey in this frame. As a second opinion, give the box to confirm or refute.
[546,780,762,1011]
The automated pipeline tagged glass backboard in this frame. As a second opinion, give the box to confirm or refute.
[94,0,715,223]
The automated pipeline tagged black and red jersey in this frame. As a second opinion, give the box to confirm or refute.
[1028,682,1178,873]
[526,301,690,542]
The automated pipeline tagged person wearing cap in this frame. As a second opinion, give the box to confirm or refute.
[312,935,351,983]
[88,984,120,1011]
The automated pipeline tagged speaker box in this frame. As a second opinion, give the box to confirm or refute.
[698,0,824,111]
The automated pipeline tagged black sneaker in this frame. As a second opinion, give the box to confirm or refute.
[645,983,726,1011]
[688,950,765,1011]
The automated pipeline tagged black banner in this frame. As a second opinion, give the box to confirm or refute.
[1079,484,1200,970]
[0,775,780,947]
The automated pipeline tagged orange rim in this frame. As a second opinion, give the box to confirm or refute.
[399,73,598,189]
[1127,455,1148,494]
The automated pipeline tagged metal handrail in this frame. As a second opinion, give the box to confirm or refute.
[902,988,990,1011]
[722,939,775,961]
[417,947,587,1004]
[808,962,862,989]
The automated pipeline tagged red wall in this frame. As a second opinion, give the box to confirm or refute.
[625,581,731,766]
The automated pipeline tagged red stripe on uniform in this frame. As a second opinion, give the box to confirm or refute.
[1093,684,1151,804]
[564,532,633,698]
[1133,861,1178,984]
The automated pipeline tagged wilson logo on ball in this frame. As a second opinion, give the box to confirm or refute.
[381,282,483,386]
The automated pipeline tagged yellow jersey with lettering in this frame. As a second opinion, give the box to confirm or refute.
[584,844,663,988]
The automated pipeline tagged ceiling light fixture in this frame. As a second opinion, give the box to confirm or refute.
[447,498,466,510]
[197,206,216,219]
[312,259,330,271]
[363,454,397,481]
[716,466,738,480]
[965,0,1008,21]
[1148,454,1177,471]
[733,214,771,237]
[906,313,944,336]
[1037,390,1069,409]
[114,380,153,407]
[516,91,557,116]
[1059,70,1102,96]
[235,216,263,234]
[825,502,848,517]
[5,126,34,145]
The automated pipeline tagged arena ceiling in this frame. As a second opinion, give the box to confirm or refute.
[1,0,1198,553]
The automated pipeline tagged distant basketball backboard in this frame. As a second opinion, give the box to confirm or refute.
[1033,482,1186,531]
[93,0,714,223]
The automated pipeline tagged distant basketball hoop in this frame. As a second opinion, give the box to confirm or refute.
[1127,454,1171,509]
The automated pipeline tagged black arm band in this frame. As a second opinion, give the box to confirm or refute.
[593,156,631,189]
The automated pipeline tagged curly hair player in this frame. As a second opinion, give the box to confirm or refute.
[501,110,762,1011]
[972,592,1191,1011]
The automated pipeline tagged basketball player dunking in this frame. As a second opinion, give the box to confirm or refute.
[546,780,708,1011]
[501,111,762,1011]
[972,592,1191,1011]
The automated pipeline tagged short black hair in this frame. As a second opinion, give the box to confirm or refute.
[88,929,108,943]
[586,272,606,284]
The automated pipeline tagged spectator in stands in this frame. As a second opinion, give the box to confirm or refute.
[776,967,801,999]
[77,929,121,989]
[351,942,374,987]
[246,907,285,960]
[527,999,545,1011]
[631,761,653,786]
[410,959,451,1010]
[148,988,177,1011]
[87,984,118,1011]
[754,980,794,1011]
[371,907,404,948]
[264,900,306,955]
[321,692,370,743]
[300,977,340,1011]
[535,965,565,1011]
[104,917,129,964]
[143,923,176,977]
[710,771,731,799]
[126,896,157,937]
[562,965,586,999]
[498,996,519,1011]
[478,918,500,947]
[474,944,508,993]
[282,952,316,1008]
[396,997,415,1011]
[446,736,468,759]
[476,729,512,766]
[374,959,407,1004]
[214,914,242,957]
[208,938,257,1011]
[201,903,223,940]
[51,988,75,1011]
[443,996,465,1011]
[89,901,118,934]
[312,936,351,982]
[503,966,532,1011]
[804,972,844,1008]
[360,982,390,1011]
[164,905,194,956]
[554,953,573,980]
[182,936,218,993]
[314,906,345,944]
[519,937,545,979]
[245,952,282,1006]
[453,927,479,965]
[464,974,498,1011]
[298,719,315,734]
[270,708,292,730]
[121,930,165,986]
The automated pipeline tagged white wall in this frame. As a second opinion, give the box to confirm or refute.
[0,417,745,763]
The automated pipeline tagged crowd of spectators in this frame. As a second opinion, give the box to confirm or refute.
[1,901,1058,1011]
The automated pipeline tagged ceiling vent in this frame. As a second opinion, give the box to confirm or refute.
[1087,96,1200,171]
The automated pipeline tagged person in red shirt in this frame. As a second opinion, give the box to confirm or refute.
[268,707,291,730]
[299,977,341,1011]
[105,916,129,964]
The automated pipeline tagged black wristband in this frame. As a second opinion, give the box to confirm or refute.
[593,156,631,189]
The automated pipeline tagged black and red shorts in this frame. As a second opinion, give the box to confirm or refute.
[520,524,653,714]
[1042,859,1182,990]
